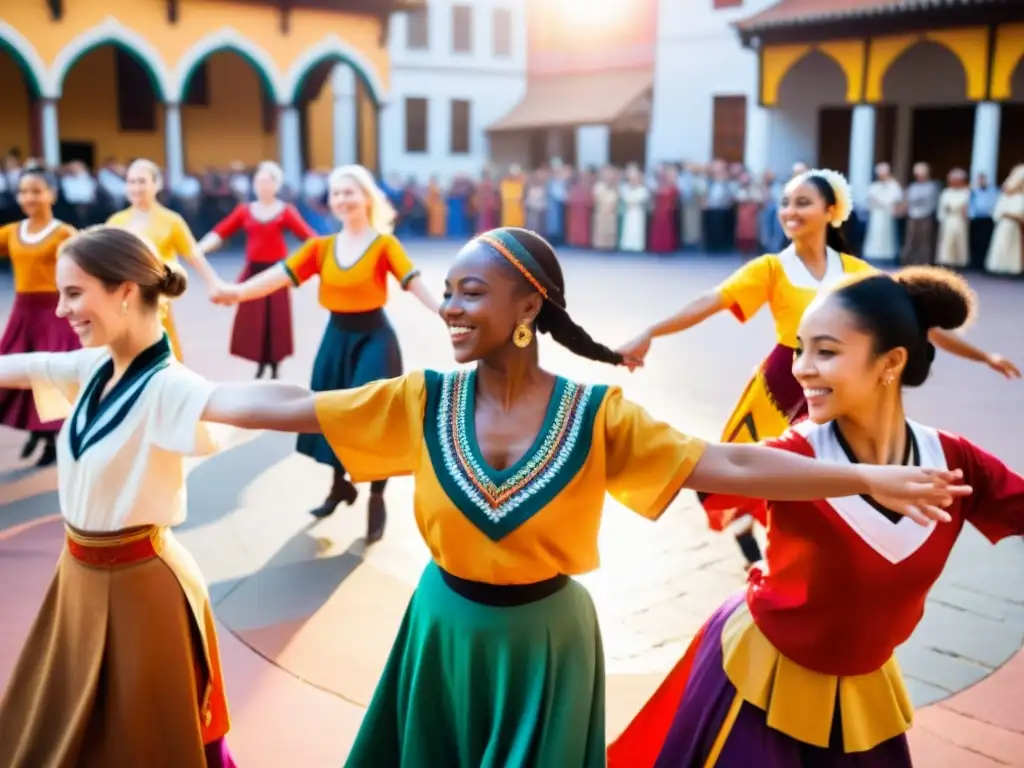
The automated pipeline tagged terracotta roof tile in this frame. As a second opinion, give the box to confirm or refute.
[737,0,995,30]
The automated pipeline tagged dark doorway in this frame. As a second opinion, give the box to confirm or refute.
[817,107,852,174]
[609,130,646,168]
[60,140,95,169]
[910,105,974,177]
[997,102,1024,184]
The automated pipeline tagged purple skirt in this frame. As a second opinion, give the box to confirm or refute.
[0,292,81,433]
[609,593,913,767]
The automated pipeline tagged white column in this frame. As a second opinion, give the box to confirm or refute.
[744,103,772,175]
[848,104,876,209]
[278,105,303,190]
[331,66,358,168]
[164,102,185,190]
[970,101,1001,182]
[575,125,609,168]
[40,99,60,167]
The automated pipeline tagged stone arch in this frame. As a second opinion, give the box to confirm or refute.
[172,28,284,105]
[283,34,386,106]
[776,50,848,106]
[882,40,967,104]
[47,16,172,101]
[0,21,47,99]
[763,45,850,106]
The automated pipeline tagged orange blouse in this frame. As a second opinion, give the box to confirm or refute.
[0,219,76,294]
[282,233,419,313]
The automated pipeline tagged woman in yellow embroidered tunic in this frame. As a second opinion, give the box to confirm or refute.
[618,170,1020,569]
[107,159,223,360]
[201,226,964,768]
[0,166,78,466]
[215,164,438,541]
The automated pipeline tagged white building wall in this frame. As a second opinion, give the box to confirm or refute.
[646,0,776,169]
[381,0,527,181]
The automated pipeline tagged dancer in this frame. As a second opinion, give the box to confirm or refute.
[0,226,243,767]
[197,161,315,379]
[107,159,223,360]
[214,164,438,539]
[0,166,78,467]
[618,169,1020,568]
[608,266,1023,767]
[201,227,965,767]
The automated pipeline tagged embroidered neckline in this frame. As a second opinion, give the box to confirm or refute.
[68,335,173,460]
[424,369,605,541]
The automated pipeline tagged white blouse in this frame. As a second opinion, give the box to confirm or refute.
[27,335,219,532]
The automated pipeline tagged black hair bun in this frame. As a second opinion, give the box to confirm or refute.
[894,266,975,333]
[159,261,188,299]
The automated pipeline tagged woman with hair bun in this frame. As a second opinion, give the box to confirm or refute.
[609,266,1024,767]
[108,158,224,360]
[197,160,316,379]
[0,165,78,466]
[0,225,247,767]
[195,226,966,766]
[618,169,1019,569]
[214,164,439,541]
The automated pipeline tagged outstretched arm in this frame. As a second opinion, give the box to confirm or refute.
[202,381,319,433]
[685,442,969,525]
[929,329,1021,379]
[405,274,441,314]
[0,354,35,390]
[215,265,293,305]
[618,291,728,363]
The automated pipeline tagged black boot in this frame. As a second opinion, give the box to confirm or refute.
[255,363,266,379]
[366,492,387,543]
[269,363,279,380]
[310,469,358,519]
[36,435,57,467]
[20,432,40,460]
[735,529,763,569]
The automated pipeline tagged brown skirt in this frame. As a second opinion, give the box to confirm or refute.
[0,525,233,768]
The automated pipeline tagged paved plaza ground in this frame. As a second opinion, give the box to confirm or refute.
[1,243,1023,765]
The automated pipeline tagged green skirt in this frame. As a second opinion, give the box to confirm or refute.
[346,562,606,768]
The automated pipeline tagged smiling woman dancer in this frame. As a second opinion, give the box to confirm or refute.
[215,164,438,540]
[108,159,224,360]
[198,227,965,767]
[197,161,316,379]
[0,227,241,767]
[618,169,1019,569]
[608,266,1023,768]
[0,166,78,467]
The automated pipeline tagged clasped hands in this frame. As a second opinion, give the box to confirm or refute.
[207,279,241,306]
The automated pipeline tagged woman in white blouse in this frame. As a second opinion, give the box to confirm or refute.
[0,226,306,767]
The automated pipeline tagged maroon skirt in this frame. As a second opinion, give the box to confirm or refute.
[230,261,293,365]
[0,292,81,433]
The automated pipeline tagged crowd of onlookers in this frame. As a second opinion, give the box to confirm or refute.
[1,149,1021,276]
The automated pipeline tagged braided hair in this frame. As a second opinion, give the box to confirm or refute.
[486,227,623,366]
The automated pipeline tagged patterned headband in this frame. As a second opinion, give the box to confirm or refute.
[476,229,563,305]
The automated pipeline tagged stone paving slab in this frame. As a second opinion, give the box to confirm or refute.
[1,246,1023,764]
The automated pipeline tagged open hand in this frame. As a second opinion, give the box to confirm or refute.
[862,466,971,526]
[985,354,1021,379]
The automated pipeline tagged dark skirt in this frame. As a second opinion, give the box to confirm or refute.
[608,593,913,768]
[297,309,402,470]
[230,261,293,365]
[346,562,606,767]
[0,292,81,432]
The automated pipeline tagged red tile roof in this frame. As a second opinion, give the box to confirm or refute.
[736,0,998,31]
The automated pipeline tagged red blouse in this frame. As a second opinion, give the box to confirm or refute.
[710,419,1024,677]
[212,203,315,264]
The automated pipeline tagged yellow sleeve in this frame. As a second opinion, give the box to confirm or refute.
[314,371,427,482]
[0,222,14,258]
[716,254,775,323]
[169,213,197,259]
[842,254,878,275]
[603,388,707,520]
[382,234,420,288]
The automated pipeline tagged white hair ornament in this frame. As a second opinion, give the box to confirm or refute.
[800,168,853,228]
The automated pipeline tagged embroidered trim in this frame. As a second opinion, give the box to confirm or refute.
[424,369,605,541]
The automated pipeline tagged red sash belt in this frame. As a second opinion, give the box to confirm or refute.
[65,525,163,567]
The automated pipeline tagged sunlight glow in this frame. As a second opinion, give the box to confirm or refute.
[554,0,626,26]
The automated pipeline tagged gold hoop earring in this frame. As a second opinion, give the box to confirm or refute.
[121,300,128,317]
[512,323,533,348]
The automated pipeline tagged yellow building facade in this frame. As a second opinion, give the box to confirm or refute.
[737,0,1023,197]
[0,0,414,187]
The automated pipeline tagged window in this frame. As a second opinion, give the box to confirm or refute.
[116,49,156,132]
[450,99,471,154]
[405,97,428,153]
[713,0,743,8]
[492,8,512,57]
[406,8,429,50]
[452,5,473,53]
[711,95,747,164]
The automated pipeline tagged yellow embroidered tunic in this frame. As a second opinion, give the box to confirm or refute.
[107,205,198,360]
[314,369,706,584]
